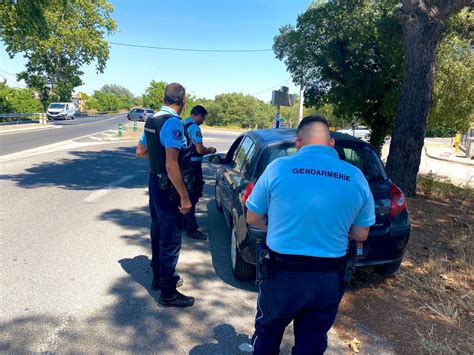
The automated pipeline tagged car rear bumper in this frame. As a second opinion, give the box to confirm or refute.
[356,226,411,266]
[242,225,411,267]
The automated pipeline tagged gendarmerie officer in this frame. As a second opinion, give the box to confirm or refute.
[182,105,216,240]
[136,82,195,308]
[246,115,375,354]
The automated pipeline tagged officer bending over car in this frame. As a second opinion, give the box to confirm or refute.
[246,115,375,354]
[136,82,196,308]
[181,105,217,240]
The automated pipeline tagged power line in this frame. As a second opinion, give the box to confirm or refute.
[0,74,27,88]
[252,77,292,96]
[0,69,19,78]
[108,41,272,53]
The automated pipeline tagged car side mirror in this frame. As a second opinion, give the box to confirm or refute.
[209,154,223,164]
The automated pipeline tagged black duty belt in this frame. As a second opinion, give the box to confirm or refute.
[269,250,345,272]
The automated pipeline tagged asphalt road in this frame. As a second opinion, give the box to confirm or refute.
[0,114,129,156]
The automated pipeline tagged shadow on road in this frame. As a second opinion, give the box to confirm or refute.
[189,324,251,354]
[1,146,148,190]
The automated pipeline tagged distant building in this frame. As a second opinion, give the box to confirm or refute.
[71,94,85,111]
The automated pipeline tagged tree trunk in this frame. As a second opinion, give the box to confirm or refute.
[385,9,445,196]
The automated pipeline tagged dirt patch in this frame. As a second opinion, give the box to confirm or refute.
[334,192,474,354]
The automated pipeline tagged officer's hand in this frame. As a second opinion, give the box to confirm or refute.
[208,147,217,154]
[179,198,192,215]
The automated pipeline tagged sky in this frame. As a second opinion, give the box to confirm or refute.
[0,0,311,101]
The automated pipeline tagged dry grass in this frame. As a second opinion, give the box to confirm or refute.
[415,326,473,354]
[418,172,474,201]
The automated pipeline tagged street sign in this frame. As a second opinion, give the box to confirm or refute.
[272,122,289,128]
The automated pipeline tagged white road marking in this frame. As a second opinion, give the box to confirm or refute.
[83,175,134,203]
[0,125,62,136]
[0,129,123,163]
[31,312,74,352]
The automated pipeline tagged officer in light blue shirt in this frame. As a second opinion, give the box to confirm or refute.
[136,83,195,308]
[246,115,375,354]
[181,105,216,240]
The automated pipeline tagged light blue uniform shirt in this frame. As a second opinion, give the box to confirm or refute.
[139,106,187,149]
[246,144,376,258]
[183,117,204,162]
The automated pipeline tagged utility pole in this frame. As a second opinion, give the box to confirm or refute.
[298,82,304,123]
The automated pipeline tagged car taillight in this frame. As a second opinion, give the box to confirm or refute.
[390,183,406,217]
[242,182,255,205]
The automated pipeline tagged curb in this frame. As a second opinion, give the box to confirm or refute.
[424,146,473,166]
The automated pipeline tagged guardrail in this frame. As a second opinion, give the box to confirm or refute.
[0,113,40,119]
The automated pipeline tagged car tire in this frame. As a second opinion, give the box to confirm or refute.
[214,182,223,213]
[71,115,75,120]
[373,259,402,277]
[231,226,255,280]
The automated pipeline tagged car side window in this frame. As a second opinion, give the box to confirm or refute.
[232,136,254,173]
[241,143,257,176]
[224,136,244,163]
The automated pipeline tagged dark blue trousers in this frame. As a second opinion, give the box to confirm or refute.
[149,174,181,297]
[252,270,344,355]
[184,162,203,233]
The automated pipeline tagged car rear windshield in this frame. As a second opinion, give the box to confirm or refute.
[49,103,65,109]
[257,142,385,183]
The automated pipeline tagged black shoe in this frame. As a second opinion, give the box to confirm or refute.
[158,291,195,308]
[151,276,183,291]
[186,230,208,240]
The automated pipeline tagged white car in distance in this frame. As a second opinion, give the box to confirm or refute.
[337,125,371,141]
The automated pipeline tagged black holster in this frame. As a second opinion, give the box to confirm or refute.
[343,240,358,288]
[183,174,197,192]
[256,240,273,283]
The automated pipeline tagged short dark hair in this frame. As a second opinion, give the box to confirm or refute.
[297,115,329,134]
[164,83,186,105]
[190,105,208,117]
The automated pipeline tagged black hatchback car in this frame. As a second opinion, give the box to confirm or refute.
[210,129,411,280]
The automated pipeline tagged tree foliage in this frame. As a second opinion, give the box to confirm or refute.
[0,0,117,106]
[428,10,474,136]
[206,93,275,129]
[141,81,167,109]
[88,84,137,112]
[274,0,404,152]
[0,83,43,114]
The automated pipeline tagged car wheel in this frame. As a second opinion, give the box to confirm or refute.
[364,133,371,140]
[231,226,255,280]
[373,259,402,277]
[71,115,75,120]
[214,182,223,213]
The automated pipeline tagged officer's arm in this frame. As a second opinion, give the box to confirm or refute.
[195,142,216,155]
[136,143,148,158]
[349,225,369,241]
[246,210,268,231]
[165,147,191,212]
